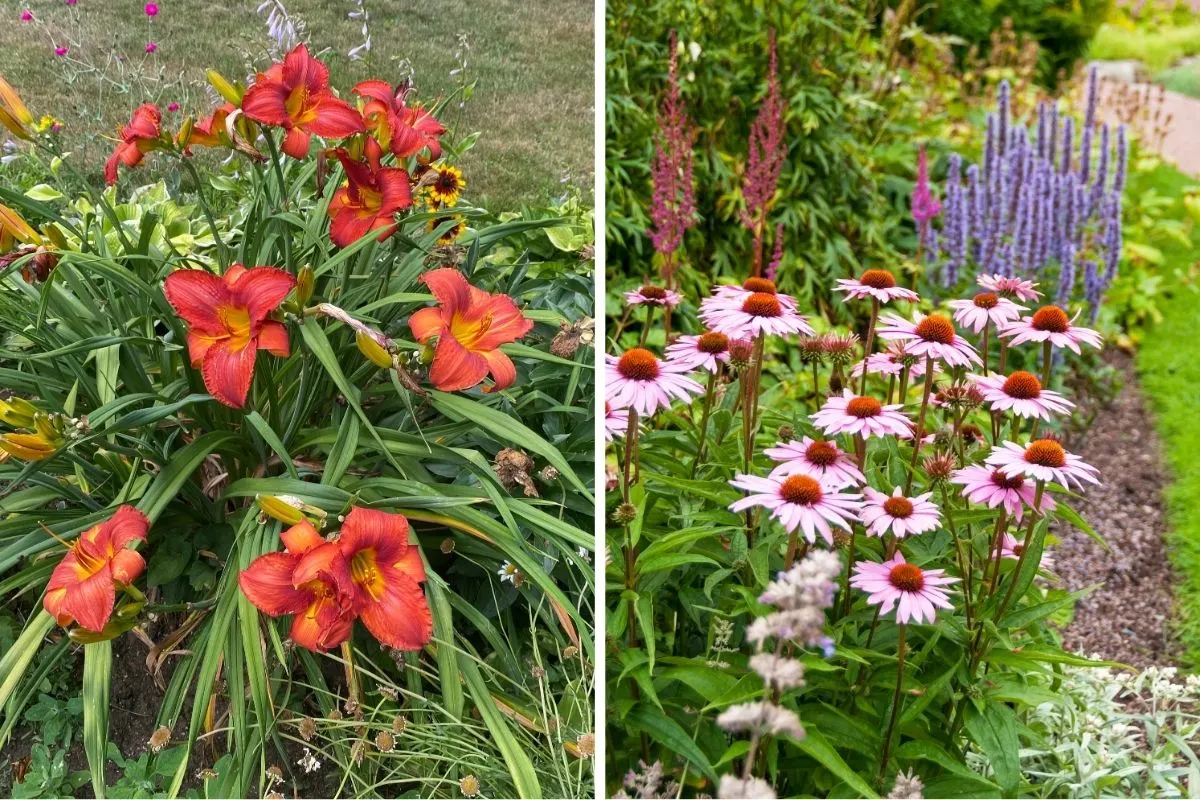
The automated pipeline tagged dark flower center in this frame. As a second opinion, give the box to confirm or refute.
[960,424,983,443]
[846,396,882,418]
[742,292,782,318]
[435,170,461,192]
[1002,371,1042,399]
[859,269,897,289]
[639,285,667,300]
[915,314,956,344]
[780,474,823,506]
[1012,543,1025,556]
[1024,439,1066,468]
[888,563,925,593]
[883,496,914,518]
[1031,305,1070,333]
[742,277,777,294]
[617,348,660,381]
[991,470,1025,490]
[805,441,838,466]
[973,292,999,309]
[697,332,729,354]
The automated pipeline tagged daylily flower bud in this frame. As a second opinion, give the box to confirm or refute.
[0,75,33,140]
[175,116,194,149]
[67,609,141,643]
[295,266,314,307]
[0,430,59,460]
[33,412,62,441]
[256,494,306,526]
[0,396,38,428]
[356,330,393,368]
[206,69,244,105]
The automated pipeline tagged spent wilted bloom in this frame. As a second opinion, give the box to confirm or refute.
[648,30,696,261]
[850,552,957,625]
[888,768,925,799]
[616,760,680,799]
[851,345,941,380]
[970,371,1074,420]
[948,292,1025,333]
[877,312,981,368]
[728,473,862,545]
[577,732,595,756]
[986,438,1100,491]
[605,348,704,417]
[765,437,865,489]
[665,332,729,374]
[374,730,394,752]
[147,725,171,752]
[860,487,941,539]
[497,560,523,586]
[719,775,777,799]
[297,716,316,741]
[717,701,804,739]
[999,305,1102,354]
[811,390,914,440]
[297,748,321,773]
[624,284,682,307]
[834,269,919,304]
[493,447,537,497]
[459,774,481,797]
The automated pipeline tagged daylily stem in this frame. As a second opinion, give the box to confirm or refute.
[179,156,228,268]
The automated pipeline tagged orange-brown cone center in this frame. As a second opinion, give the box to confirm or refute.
[805,441,838,466]
[888,563,925,592]
[1002,371,1042,399]
[915,314,956,344]
[617,348,660,381]
[973,292,999,309]
[639,285,667,300]
[742,277,777,294]
[846,396,882,418]
[883,496,914,518]
[1031,305,1070,333]
[780,474,823,506]
[1024,439,1066,468]
[859,269,896,289]
[742,292,782,318]
[697,332,729,354]
[991,470,1025,490]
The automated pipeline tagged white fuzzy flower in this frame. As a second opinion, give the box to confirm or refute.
[716,702,804,740]
[718,775,776,799]
[749,653,805,691]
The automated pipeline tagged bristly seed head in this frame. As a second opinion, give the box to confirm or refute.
[1024,438,1066,468]
[1002,371,1042,399]
[617,348,660,381]
[805,440,838,466]
[780,474,823,505]
[742,292,783,317]
[697,331,729,353]
[639,284,667,300]
[888,563,925,592]
[973,292,999,309]
[883,495,914,518]
[742,276,778,294]
[1031,305,1070,333]
[859,269,896,289]
[914,314,956,344]
[846,396,883,418]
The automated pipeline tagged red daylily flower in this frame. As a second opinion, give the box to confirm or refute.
[353,79,445,160]
[328,138,413,248]
[105,104,165,185]
[336,507,432,651]
[409,268,534,392]
[43,506,149,632]
[238,521,356,652]
[163,264,296,408]
[241,44,365,159]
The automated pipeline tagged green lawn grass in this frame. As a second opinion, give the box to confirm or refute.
[1156,62,1200,98]
[1090,22,1200,72]
[0,0,592,209]
[1132,162,1200,667]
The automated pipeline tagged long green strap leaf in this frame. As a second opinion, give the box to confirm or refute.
[459,653,542,798]
[82,640,112,799]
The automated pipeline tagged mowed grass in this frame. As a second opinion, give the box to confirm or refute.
[1132,162,1200,668]
[0,0,593,209]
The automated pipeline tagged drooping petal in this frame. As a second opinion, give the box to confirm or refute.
[376,166,413,215]
[104,148,122,185]
[238,552,309,616]
[472,295,533,351]
[339,507,410,565]
[481,348,518,392]
[163,269,231,333]
[292,541,354,598]
[103,505,150,550]
[280,520,324,555]
[428,332,489,392]
[201,338,258,408]
[280,126,311,159]
[62,567,116,632]
[187,331,222,366]
[241,82,293,127]
[419,268,471,318]
[357,570,432,651]
[391,545,427,584]
[109,549,145,585]
[304,95,366,138]
[407,306,445,344]
[124,104,162,140]
[43,587,73,627]
[257,320,290,357]
[352,79,396,105]
[228,266,295,324]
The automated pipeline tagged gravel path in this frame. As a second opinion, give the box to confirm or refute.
[1055,352,1179,667]
[1098,81,1200,177]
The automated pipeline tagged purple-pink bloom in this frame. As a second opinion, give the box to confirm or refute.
[604,403,631,442]
[605,348,703,417]
[876,312,981,368]
[860,487,941,539]
[664,332,729,374]
[969,371,1074,420]
[949,465,1055,522]
[145,42,157,53]
[54,46,68,56]
[167,102,180,112]
[911,144,941,225]
[834,269,920,305]
[948,292,1025,334]
[850,552,957,625]
[765,437,865,489]
[20,9,33,21]
[699,289,812,338]
[811,390,914,440]
[647,30,696,261]
[623,284,682,307]
[986,439,1100,491]
[998,305,1102,354]
[729,473,862,545]
[144,2,158,15]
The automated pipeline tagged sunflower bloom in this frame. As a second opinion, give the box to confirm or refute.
[408,268,533,392]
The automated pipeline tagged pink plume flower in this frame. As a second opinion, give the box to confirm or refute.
[144,2,158,15]
[145,42,157,53]
[741,30,786,233]
[20,9,33,21]
[167,102,180,112]
[54,46,69,56]
[647,30,697,262]
[911,144,941,225]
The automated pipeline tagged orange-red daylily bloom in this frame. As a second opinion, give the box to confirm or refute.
[241,44,365,159]
[105,104,166,185]
[353,79,445,160]
[409,268,534,392]
[43,506,149,632]
[336,507,431,651]
[163,264,296,408]
[328,138,413,248]
[238,521,356,652]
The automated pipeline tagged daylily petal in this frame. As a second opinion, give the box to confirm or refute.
[257,320,290,357]
[110,549,146,585]
[292,541,354,598]
[377,166,413,213]
[339,507,410,565]
[328,193,377,247]
[428,332,489,392]
[281,126,310,159]
[227,266,296,324]
[186,331,222,366]
[124,104,162,140]
[201,338,258,408]
[238,551,309,616]
[241,80,293,127]
[281,520,324,555]
[352,79,396,105]
[407,307,444,344]
[289,593,354,652]
[163,269,231,333]
[304,95,366,138]
[473,295,533,351]
[43,587,73,627]
[281,44,329,93]
[357,570,432,651]
[62,567,116,632]
[104,505,150,550]
[392,545,427,584]
[419,268,471,318]
[482,348,517,392]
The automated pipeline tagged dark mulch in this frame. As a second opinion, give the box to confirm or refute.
[1055,350,1180,668]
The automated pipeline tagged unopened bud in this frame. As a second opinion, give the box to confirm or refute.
[207,69,243,104]
[295,266,314,307]
[357,330,393,368]
[256,494,305,525]
[612,503,638,524]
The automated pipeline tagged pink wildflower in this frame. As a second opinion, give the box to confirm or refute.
[850,552,957,625]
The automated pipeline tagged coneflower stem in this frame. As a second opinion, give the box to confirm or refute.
[941,484,973,630]
[840,530,857,617]
[897,365,910,408]
[999,338,1009,374]
[1029,340,1054,440]
[994,481,1045,625]
[860,297,880,395]
[691,370,719,477]
[878,623,908,783]
[638,306,656,346]
[981,324,990,377]
[904,355,936,494]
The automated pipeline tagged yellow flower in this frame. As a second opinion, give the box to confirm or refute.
[0,431,60,461]
[426,214,466,246]
[427,164,466,207]
[34,115,61,134]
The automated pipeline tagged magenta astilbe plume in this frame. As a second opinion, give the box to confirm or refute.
[766,223,784,282]
[911,145,941,225]
[647,30,697,261]
[740,30,787,234]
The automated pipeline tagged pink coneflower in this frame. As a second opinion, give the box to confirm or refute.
[811,390,913,439]
[624,284,682,307]
[144,2,158,15]
[145,42,158,53]
[851,345,940,379]
[977,273,1041,303]
[970,371,1074,419]
[849,552,957,625]
[728,473,862,545]
[700,290,813,338]
[764,437,865,488]
[1000,532,1056,569]
[986,439,1100,491]
[709,277,798,311]
[999,305,1102,354]
[54,46,68,56]
[860,487,941,539]
[664,332,729,373]
[833,269,919,304]
[604,402,631,442]
[605,347,703,417]
[877,312,981,368]
[20,9,33,21]
[948,292,1025,334]
[167,102,180,112]
[949,465,1056,521]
